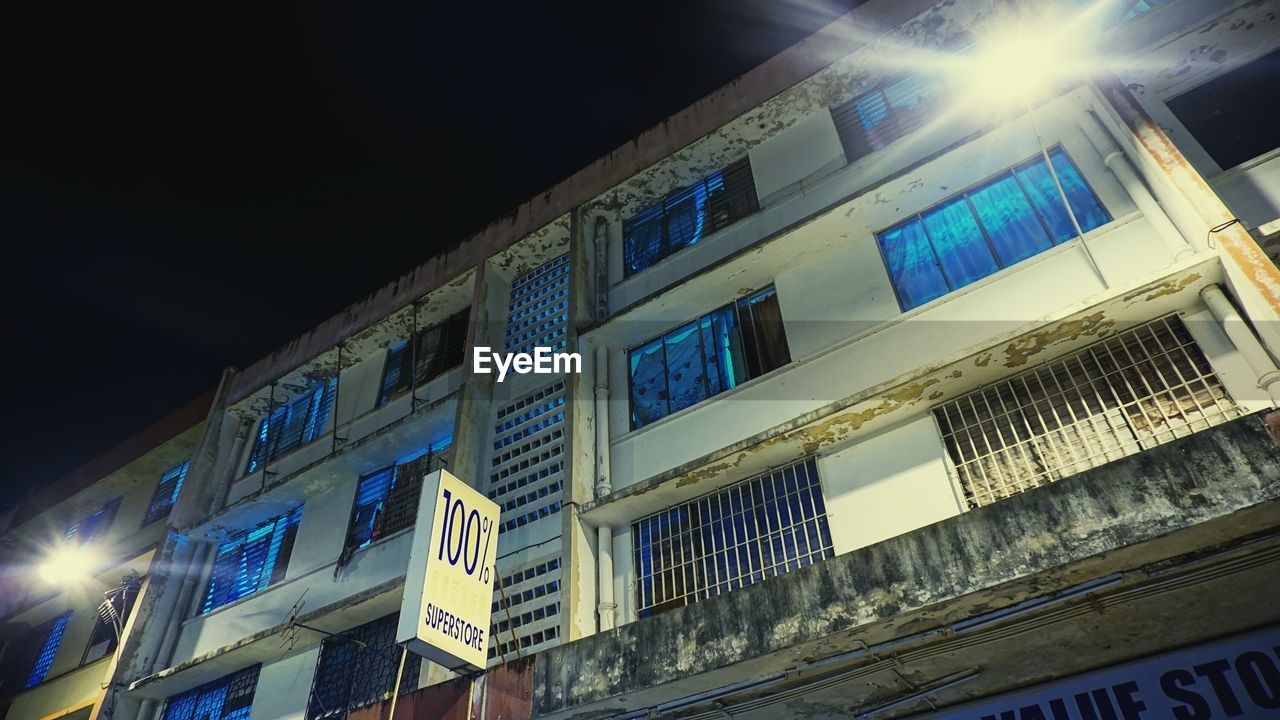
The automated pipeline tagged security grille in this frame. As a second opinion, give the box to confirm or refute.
[161,665,260,720]
[488,381,566,534]
[935,315,1242,509]
[143,460,190,526]
[632,457,833,618]
[306,613,420,719]
[21,610,72,688]
[344,447,451,556]
[505,253,570,355]
[246,378,337,474]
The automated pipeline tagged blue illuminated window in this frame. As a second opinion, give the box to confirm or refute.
[65,498,122,545]
[142,461,190,526]
[377,308,469,406]
[201,507,303,613]
[344,445,450,554]
[160,665,260,720]
[628,286,790,429]
[23,611,72,687]
[245,378,337,474]
[632,458,833,617]
[623,159,759,276]
[877,148,1109,311]
[832,73,948,162]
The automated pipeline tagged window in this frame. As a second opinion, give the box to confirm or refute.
[143,460,191,526]
[1167,48,1280,170]
[82,573,143,664]
[21,611,72,687]
[65,497,122,545]
[506,254,570,355]
[877,148,1110,311]
[935,315,1242,509]
[624,159,759,276]
[632,458,833,618]
[200,506,303,613]
[345,447,449,554]
[628,286,790,429]
[160,665,260,720]
[489,556,563,661]
[245,378,337,474]
[306,614,419,719]
[832,74,948,163]
[378,308,469,406]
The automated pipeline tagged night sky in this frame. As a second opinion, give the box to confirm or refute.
[0,1,861,499]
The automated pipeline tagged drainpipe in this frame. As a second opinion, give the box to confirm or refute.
[1201,284,1280,405]
[214,417,252,514]
[593,216,610,322]
[1079,109,1193,260]
[138,699,156,720]
[155,540,212,669]
[593,345,616,631]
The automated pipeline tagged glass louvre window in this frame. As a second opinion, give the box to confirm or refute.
[377,308,469,406]
[82,573,144,664]
[506,254,570,356]
[832,73,948,163]
[65,497,122,544]
[245,378,337,474]
[345,447,450,553]
[305,613,420,719]
[22,611,72,687]
[629,287,790,429]
[160,665,261,720]
[623,159,760,276]
[200,507,303,613]
[632,458,833,618]
[935,315,1242,510]
[142,460,191,526]
[877,148,1109,311]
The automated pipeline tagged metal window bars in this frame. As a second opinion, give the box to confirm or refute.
[934,315,1243,510]
[305,613,420,720]
[632,457,833,618]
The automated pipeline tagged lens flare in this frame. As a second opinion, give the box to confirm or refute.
[38,545,99,585]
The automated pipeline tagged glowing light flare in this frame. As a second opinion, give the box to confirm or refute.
[37,544,100,585]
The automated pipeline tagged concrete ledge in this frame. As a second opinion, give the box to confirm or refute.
[531,412,1280,716]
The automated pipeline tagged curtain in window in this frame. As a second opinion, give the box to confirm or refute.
[664,181,711,253]
[923,196,1000,290]
[1013,148,1110,243]
[663,322,708,415]
[969,174,1053,265]
[629,339,668,428]
[738,289,790,378]
[878,218,949,310]
[623,205,666,275]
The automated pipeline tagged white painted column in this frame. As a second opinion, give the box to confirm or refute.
[593,345,616,631]
[1201,284,1280,405]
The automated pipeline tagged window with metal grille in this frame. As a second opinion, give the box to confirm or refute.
[506,254,570,356]
[876,148,1110,311]
[65,497,122,544]
[305,613,420,720]
[143,460,191,526]
[935,315,1243,509]
[377,308,469,406]
[832,74,949,164]
[245,378,337,474]
[21,611,72,687]
[200,506,303,613]
[82,572,143,665]
[632,457,833,618]
[629,286,790,429]
[487,381,567,538]
[624,159,759,276]
[345,446,450,554]
[160,665,260,720]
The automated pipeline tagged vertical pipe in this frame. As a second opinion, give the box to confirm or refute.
[597,525,616,632]
[593,216,610,322]
[1201,284,1280,404]
[1078,110,1193,260]
[154,540,212,672]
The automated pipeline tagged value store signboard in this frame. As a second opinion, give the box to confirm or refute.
[397,468,500,672]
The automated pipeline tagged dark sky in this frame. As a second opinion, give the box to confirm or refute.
[0,0,860,499]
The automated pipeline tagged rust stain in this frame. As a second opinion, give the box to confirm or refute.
[974,353,992,368]
[929,390,944,400]
[1001,312,1113,369]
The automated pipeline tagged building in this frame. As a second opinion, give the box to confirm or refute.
[92,0,1280,718]
[0,394,212,720]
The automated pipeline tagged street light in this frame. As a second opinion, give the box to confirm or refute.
[37,543,100,586]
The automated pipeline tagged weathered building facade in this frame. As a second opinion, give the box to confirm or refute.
[39,0,1280,718]
[0,395,211,720]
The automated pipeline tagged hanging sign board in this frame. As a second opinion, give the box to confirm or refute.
[397,468,500,672]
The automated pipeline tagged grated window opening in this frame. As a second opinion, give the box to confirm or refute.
[935,315,1242,509]
[631,457,833,618]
